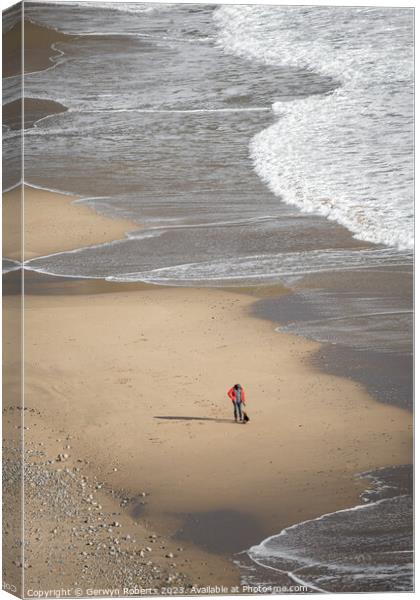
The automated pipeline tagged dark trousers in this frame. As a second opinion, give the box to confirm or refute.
[233,400,243,421]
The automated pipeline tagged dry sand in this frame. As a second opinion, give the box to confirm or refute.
[23,285,412,521]
[2,185,412,594]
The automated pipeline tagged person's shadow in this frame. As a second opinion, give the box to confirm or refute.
[154,416,234,424]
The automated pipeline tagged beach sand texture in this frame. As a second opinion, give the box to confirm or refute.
[5,270,411,593]
[3,184,412,590]
[3,186,137,261]
[23,283,412,528]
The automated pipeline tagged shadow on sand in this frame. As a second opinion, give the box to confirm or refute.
[154,416,234,424]
[173,509,264,554]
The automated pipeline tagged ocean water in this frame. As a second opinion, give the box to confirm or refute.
[215,5,414,250]
[5,4,412,272]
[240,466,413,593]
[2,2,413,591]
[15,2,414,255]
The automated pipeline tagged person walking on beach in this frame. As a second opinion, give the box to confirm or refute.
[228,383,246,423]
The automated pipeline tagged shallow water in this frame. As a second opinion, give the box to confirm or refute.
[241,466,413,593]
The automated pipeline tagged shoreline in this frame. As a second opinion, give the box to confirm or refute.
[3,98,68,131]
[2,184,138,261]
[3,20,75,78]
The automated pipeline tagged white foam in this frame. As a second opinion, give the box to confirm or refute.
[249,497,390,560]
[31,2,173,15]
[214,6,414,250]
[3,181,22,194]
[23,236,126,266]
[125,230,162,241]
[106,248,411,286]
[247,494,412,592]
[22,181,79,197]
[23,264,102,280]
[2,259,22,274]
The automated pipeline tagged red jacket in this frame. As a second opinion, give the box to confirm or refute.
[228,386,246,404]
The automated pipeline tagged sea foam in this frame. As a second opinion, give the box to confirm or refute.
[244,466,413,592]
[214,6,414,250]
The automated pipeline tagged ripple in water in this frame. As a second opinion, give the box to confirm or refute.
[215,5,414,250]
[241,466,413,593]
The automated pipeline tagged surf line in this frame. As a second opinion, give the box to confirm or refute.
[244,496,395,594]
[80,107,272,114]
[238,551,328,594]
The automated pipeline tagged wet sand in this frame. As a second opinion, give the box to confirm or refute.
[3,98,68,130]
[253,266,413,411]
[2,185,138,261]
[3,20,74,77]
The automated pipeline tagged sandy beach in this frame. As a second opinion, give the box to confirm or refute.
[2,183,412,594]
[3,185,138,261]
[23,283,413,522]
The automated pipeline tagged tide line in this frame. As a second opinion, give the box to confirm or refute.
[79,107,272,114]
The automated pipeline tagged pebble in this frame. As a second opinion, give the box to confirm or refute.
[4,445,191,591]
